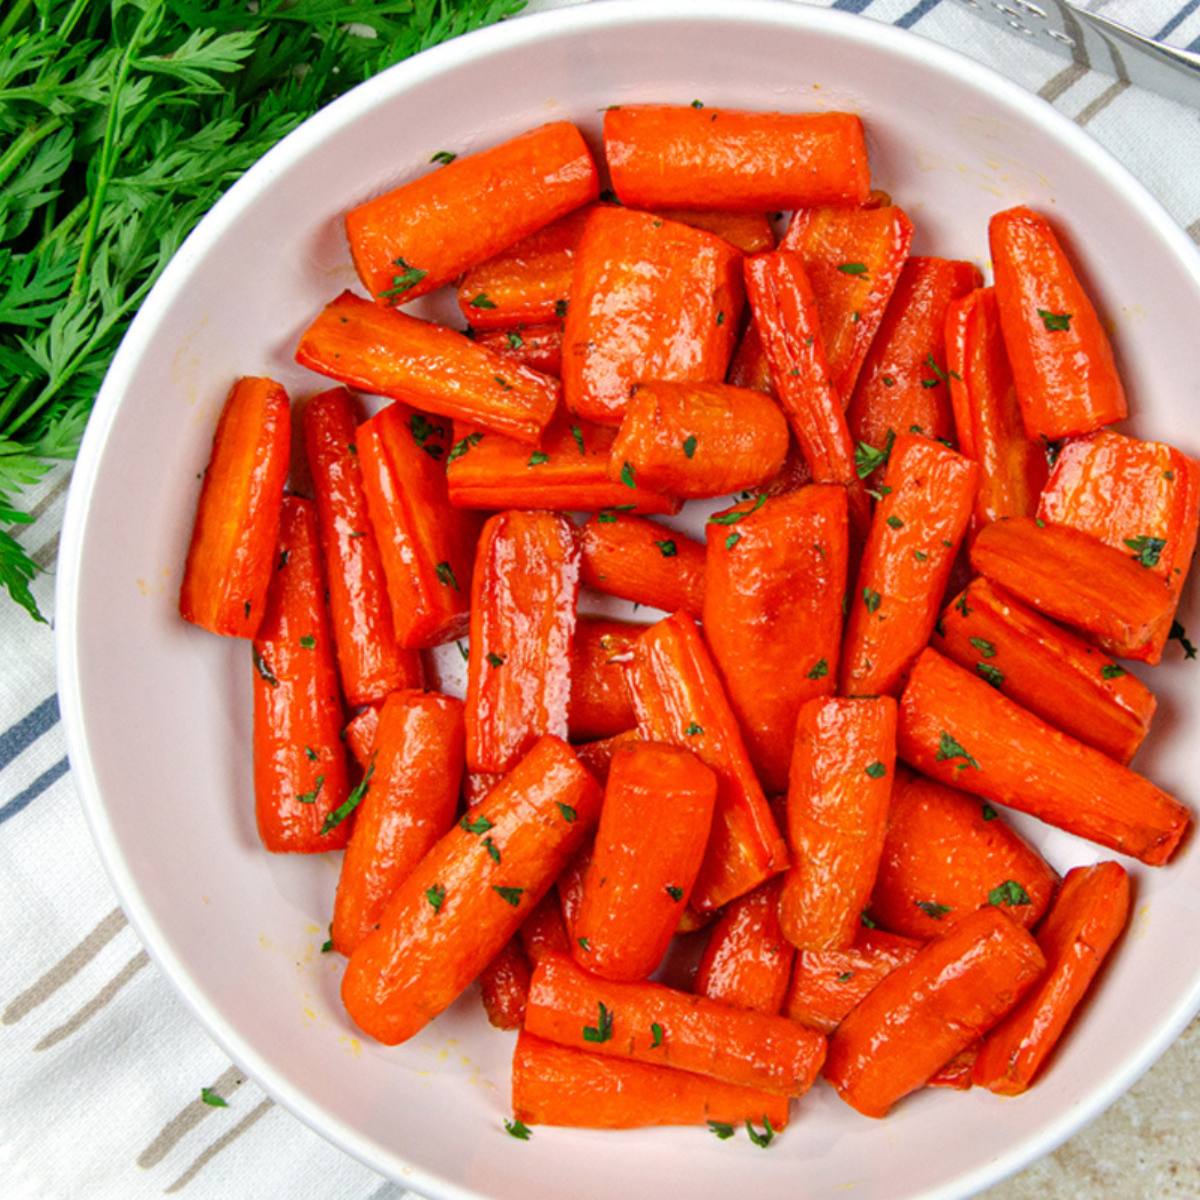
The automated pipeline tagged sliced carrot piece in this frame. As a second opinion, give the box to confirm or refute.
[520,892,573,964]
[656,208,777,253]
[480,940,532,1031]
[571,729,640,783]
[568,617,641,742]
[579,512,705,616]
[474,322,563,378]
[344,704,380,770]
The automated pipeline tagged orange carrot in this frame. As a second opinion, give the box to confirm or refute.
[780,205,914,400]
[474,322,563,378]
[946,288,1047,529]
[571,729,640,783]
[703,485,848,793]
[574,742,716,981]
[695,880,794,1015]
[525,952,826,1096]
[928,1047,978,1090]
[779,697,896,951]
[609,381,789,499]
[341,736,601,1044]
[445,412,678,515]
[763,436,815,497]
[344,704,380,770]
[726,320,775,396]
[511,1031,790,1131]
[180,377,290,637]
[970,517,1176,663]
[933,577,1156,765]
[462,770,503,809]
[624,613,789,912]
[480,940,532,1031]
[562,208,743,425]
[456,207,592,329]
[990,206,1126,440]
[465,511,579,773]
[870,768,1057,941]
[605,106,869,211]
[568,617,641,741]
[303,388,423,705]
[296,291,558,444]
[557,840,592,945]
[520,892,573,964]
[974,861,1131,1094]
[252,497,350,852]
[356,402,479,648]
[1037,430,1200,662]
[824,907,1046,1117]
[840,434,979,697]
[897,648,1191,865]
[346,122,597,304]
[846,257,981,451]
[656,208,776,254]
[784,929,922,1033]
[579,512,705,616]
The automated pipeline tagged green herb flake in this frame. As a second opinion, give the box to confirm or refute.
[838,262,869,276]
[882,375,896,388]
[296,775,325,805]
[861,912,878,929]
[409,413,446,459]
[252,648,279,688]
[709,494,767,526]
[650,1022,664,1048]
[486,652,506,669]
[380,257,427,301]
[1037,308,1073,332]
[708,1121,735,1140]
[862,587,882,614]
[865,761,887,779]
[988,879,1031,907]
[528,451,550,467]
[935,731,980,771]
[976,662,1005,688]
[716,311,725,326]
[807,659,829,680]
[483,836,501,864]
[582,1001,614,1043]
[321,937,333,954]
[691,99,705,109]
[578,936,591,952]
[506,331,524,350]
[555,299,569,319]
[430,150,457,165]
[955,593,971,618]
[461,814,493,835]
[570,424,586,455]
[1101,663,1127,680]
[299,634,316,650]
[682,434,698,459]
[916,900,951,920]
[725,531,741,550]
[885,515,904,529]
[448,431,484,462]
[277,549,290,570]
[469,293,497,309]
[685,722,704,737]
[665,885,684,901]
[854,430,895,479]
[557,803,577,823]
[913,549,928,562]
[426,884,447,913]
[619,461,637,488]
[321,762,375,835]
[457,640,469,662]
[493,885,524,907]
[1124,535,1166,568]
[200,1088,228,1108]
[837,971,855,983]
[969,637,996,658]
[493,375,512,390]
[305,746,319,762]
[746,1118,775,1149]
[982,803,999,821]
[504,1118,532,1141]
[1171,621,1198,659]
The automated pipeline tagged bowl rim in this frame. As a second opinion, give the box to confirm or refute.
[55,1,1200,1197]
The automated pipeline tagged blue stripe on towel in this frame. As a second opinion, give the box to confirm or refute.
[0,694,59,773]
[0,756,70,826]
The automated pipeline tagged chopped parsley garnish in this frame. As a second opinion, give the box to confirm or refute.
[504,1118,531,1141]
[854,429,895,478]
[528,451,550,467]
[200,1088,228,1108]
[935,731,979,771]
[448,431,483,462]
[865,761,887,779]
[882,375,896,388]
[409,413,446,458]
[620,461,637,488]
[988,879,1031,907]
[861,912,877,929]
[807,659,829,680]
[435,561,459,590]
[837,971,855,983]
[913,550,927,561]
[976,663,1004,688]
[296,775,324,805]
[838,262,868,276]
[578,936,591,952]
[1101,663,1127,680]
[493,374,512,390]
[916,900,951,920]
[430,150,457,165]
[483,837,500,864]
[886,515,904,529]
[654,539,677,557]
[955,593,971,618]
[1124,535,1165,568]
[555,299,569,319]
[457,640,469,662]
[486,652,506,669]
[862,587,881,613]
[746,1118,775,1149]
[582,1001,614,1043]
[425,884,446,913]
[969,637,996,658]
[299,634,315,649]
[469,293,497,309]
[708,1121,735,1140]
[691,99,704,109]
[305,746,318,762]
[571,424,586,455]
[665,885,684,901]
[651,1022,664,1048]
[1037,308,1072,332]
[725,532,741,550]
[1170,621,1198,659]
[982,803,999,821]
[685,722,704,736]
[321,762,375,834]
[379,257,426,301]
[277,549,289,569]
[682,435,698,459]
[716,310,725,326]
[709,494,767,525]
[493,885,524,907]
[252,648,279,688]
[461,814,493,834]
[507,331,524,350]
[596,504,635,523]
[557,803,577,823]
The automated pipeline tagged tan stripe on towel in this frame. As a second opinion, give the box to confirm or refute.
[138,1067,248,1169]
[34,949,149,1051]
[164,1099,274,1193]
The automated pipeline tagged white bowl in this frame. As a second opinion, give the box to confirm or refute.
[57,3,1200,1198]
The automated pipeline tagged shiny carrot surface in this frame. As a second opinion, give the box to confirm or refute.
[568,617,641,741]
[656,208,776,254]
[331,691,464,955]
[526,951,826,1096]
[180,376,290,638]
[252,497,350,853]
[928,1047,978,1090]
[579,512,705,616]
[610,381,789,499]
[824,907,1046,1117]
[303,388,423,705]
[898,648,1191,865]
[520,892,573,965]
[624,613,789,912]
[341,736,601,1045]
[562,207,743,425]
[296,291,559,444]
[474,322,564,378]
[356,402,479,648]
[574,742,716,981]
[933,577,1156,765]
[605,106,869,211]
[512,1031,790,1131]
[466,511,579,773]
[480,939,532,1031]
[571,729,640,783]
[346,121,597,303]
[344,704,380,770]
[726,319,775,396]
[703,485,848,794]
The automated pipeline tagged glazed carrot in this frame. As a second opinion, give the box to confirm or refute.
[562,208,743,425]
[990,206,1126,440]
[974,862,1131,1094]
[840,435,979,697]
[557,841,592,943]
[605,106,869,211]
[574,742,717,982]
[303,388,423,705]
[180,377,290,637]
[571,729,640,783]
[344,705,380,769]
[1038,430,1200,662]
[946,288,1047,528]
[970,517,1176,663]
[480,940,532,1030]
[727,320,774,396]
[520,892,573,964]
[579,512,705,616]
[764,437,815,497]
[525,952,826,1096]
[296,291,558,444]
[779,697,896,951]
[846,257,981,452]
[346,121,597,304]
[703,485,848,794]
[781,205,914,400]
[456,207,592,330]
[341,736,601,1044]
[465,511,579,773]
[331,691,464,954]
[474,323,563,378]
[933,577,1156,765]
[744,250,868,532]
[656,208,776,254]
[870,768,1057,941]
[695,880,794,1015]
[624,614,789,912]
[567,617,641,741]
[609,381,789,499]
[784,929,922,1033]
[825,907,1046,1117]
[445,412,679,515]
[252,497,350,853]
[462,770,502,809]
[356,403,479,648]
[928,1047,978,1090]
[511,1031,790,1131]
[898,648,1191,865]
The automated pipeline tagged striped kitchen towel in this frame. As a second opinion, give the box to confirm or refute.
[2,2,1197,1198]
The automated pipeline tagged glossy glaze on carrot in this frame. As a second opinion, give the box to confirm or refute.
[520,892,573,965]
[474,322,564,378]
[571,729,640,783]
[568,617,641,741]
[579,512,705,616]
[480,939,532,1030]
[344,704,380,770]
[655,208,776,254]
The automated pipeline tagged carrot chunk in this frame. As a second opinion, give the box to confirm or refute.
[579,512,705,616]
[480,939,532,1031]
[568,617,641,742]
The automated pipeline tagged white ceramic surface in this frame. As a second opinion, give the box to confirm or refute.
[57,3,1200,1198]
